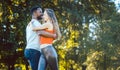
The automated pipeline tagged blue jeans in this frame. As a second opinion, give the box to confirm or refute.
[24,49,41,70]
[38,53,46,70]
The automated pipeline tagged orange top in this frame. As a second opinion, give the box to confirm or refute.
[40,29,54,44]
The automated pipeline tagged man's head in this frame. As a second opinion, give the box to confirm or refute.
[31,6,43,20]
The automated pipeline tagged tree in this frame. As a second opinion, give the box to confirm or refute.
[0,0,119,70]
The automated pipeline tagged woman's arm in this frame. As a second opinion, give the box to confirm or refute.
[32,23,49,31]
[36,30,57,39]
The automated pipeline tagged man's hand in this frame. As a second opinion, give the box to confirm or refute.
[36,30,57,39]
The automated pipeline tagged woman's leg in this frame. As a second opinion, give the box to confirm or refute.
[42,46,58,70]
[38,53,47,70]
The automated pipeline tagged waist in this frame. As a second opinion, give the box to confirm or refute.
[40,29,54,44]
[26,46,41,51]
[40,36,54,44]
[40,44,52,49]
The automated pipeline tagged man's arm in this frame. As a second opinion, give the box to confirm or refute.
[33,23,48,31]
[36,30,57,39]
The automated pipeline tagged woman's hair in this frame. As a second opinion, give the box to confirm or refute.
[45,8,61,40]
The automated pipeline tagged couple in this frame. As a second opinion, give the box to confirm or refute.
[24,6,61,70]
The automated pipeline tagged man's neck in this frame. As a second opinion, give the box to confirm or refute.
[32,16,37,20]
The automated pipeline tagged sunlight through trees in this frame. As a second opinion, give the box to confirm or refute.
[0,0,120,70]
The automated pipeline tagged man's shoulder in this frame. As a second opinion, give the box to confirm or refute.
[31,19,41,26]
[31,19,39,23]
[31,19,37,24]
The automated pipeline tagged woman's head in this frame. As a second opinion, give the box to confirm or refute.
[43,8,61,40]
[43,9,57,23]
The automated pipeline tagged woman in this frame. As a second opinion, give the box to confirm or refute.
[33,9,61,70]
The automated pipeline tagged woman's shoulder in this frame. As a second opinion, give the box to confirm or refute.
[44,22,53,30]
[44,22,53,26]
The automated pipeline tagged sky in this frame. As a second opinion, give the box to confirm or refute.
[88,0,120,39]
[114,0,120,12]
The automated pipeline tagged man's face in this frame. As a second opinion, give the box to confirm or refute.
[36,8,43,20]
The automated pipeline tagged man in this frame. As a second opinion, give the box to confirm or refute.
[24,6,56,70]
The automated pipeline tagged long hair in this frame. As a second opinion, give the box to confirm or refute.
[45,8,61,40]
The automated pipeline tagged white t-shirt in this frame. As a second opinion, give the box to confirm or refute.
[25,19,41,51]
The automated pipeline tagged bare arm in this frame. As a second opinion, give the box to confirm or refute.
[32,23,48,31]
[36,30,56,39]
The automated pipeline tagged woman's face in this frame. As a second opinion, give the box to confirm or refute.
[43,11,49,21]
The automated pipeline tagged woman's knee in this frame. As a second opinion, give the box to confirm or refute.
[48,54,57,61]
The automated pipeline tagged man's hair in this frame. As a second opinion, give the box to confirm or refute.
[30,6,41,15]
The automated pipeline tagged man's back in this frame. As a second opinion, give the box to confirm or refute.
[26,19,41,51]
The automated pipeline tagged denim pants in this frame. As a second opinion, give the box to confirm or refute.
[24,49,41,70]
[38,45,58,70]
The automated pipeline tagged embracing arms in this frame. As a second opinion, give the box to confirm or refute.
[36,30,56,39]
[33,23,57,39]
[32,22,61,39]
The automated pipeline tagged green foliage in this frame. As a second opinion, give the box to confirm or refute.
[0,0,120,70]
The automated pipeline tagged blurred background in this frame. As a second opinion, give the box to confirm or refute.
[0,0,120,70]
